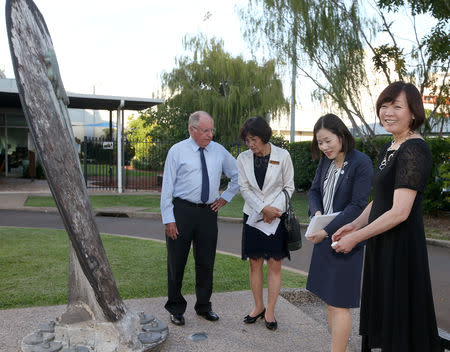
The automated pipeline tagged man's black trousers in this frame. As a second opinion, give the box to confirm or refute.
[164,198,218,315]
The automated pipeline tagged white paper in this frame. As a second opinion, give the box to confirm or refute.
[305,212,341,237]
[246,211,281,236]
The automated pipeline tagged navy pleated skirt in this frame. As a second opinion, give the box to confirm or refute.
[307,237,364,308]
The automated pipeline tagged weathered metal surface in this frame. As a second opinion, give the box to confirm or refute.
[7,1,169,349]
[6,0,125,322]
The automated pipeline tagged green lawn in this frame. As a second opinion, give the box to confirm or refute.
[25,192,310,222]
[0,227,306,310]
[82,164,157,177]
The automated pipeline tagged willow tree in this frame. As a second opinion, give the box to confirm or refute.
[241,0,449,141]
[160,35,289,143]
[240,0,377,144]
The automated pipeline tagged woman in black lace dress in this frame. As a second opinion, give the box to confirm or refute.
[237,116,294,331]
[332,82,441,351]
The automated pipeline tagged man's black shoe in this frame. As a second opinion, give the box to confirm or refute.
[170,313,185,326]
[197,310,219,321]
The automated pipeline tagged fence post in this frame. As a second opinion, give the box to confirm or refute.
[117,100,124,193]
[122,137,126,191]
[83,136,87,186]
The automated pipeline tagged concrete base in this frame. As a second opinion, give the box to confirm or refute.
[20,309,168,352]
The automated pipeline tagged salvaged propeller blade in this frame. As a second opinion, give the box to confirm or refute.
[6,0,168,350]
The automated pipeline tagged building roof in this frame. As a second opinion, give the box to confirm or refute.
[0,79,163,111]
[67,92,163,111]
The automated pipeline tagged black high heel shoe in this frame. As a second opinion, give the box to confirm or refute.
[264,318,278,330]
[243,308,266,324]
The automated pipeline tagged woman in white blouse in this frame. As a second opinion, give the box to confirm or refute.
[237,116,295,331]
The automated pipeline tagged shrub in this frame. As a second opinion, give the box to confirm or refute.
[130,140,173,171]
[130,158,151,171]
[288,136,449,214]
[355,136,391,169]
[287,142,318,190]
[225,143,247,159]
[270,135,290,149]
[423,137,449,214]
[22,160,46,179]
[81,138,115,164]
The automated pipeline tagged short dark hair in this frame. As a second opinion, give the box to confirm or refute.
[239,116,272,144]
[376,81,425,130]
[311,114,355,160]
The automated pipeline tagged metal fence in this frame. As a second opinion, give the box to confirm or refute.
[81,137,245,191]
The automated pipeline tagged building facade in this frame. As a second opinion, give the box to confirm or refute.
[0,78,162,176]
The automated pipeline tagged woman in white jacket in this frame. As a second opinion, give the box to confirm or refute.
[237,116,295,331]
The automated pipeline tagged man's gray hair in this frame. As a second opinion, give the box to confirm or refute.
[188,111,212,128]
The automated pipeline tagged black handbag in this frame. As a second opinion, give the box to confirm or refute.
[282,189,302,251]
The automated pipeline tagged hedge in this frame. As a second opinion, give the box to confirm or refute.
[287,142,318,191]
[287,137,449,214]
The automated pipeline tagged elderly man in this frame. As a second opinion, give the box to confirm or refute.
[161,111,239,326]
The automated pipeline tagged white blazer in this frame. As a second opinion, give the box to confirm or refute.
[237,143,295,216]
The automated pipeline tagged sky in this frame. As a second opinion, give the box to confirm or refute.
[0,0,250,98]
[0,0,438,118]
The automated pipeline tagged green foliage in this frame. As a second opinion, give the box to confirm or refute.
[372,44,407,80]
[160,35,289,143]
[376,0,449,65]
[130,158,150,171]
[129,140,173,171]
[81,138,115,164]
[375,0,449,136]
[355,136,392,169]
[126,115,150,141]
[358,136,449,214]
[270,134,290,149]
[126,35,288,149]
[377,0,450,19]
[423,137,450,213]
[224,142,247,159]
[22,160,46,179]
[287,141,318,190]
[127,105,190,143]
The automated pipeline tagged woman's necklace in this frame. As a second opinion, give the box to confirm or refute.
[390,130,414,150]
[379,131,414,170]
[378,141,395,170]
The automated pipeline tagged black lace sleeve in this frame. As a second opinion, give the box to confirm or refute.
[394,140,431,192]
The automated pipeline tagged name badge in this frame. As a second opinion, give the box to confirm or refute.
[269,160,280,165]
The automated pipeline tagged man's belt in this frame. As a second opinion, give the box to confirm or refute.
[174,197,210,208]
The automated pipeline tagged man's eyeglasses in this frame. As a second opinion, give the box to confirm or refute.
[192,126,216,134]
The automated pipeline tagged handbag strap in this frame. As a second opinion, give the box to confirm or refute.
[282,189,293,212]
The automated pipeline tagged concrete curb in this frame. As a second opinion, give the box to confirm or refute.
[425,238,450,249]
